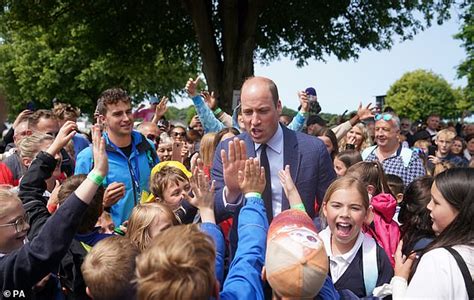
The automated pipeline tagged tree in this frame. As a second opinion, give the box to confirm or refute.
[385,70,462,121]
[0,1,455,114]
[455,3,473,106]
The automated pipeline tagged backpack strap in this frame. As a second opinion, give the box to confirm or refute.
[444,246,474,299]
[362,235,378,296]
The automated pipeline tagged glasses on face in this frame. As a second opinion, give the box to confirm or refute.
[374,114,393,122]
[172,132,186,137]
[0,215,29,233]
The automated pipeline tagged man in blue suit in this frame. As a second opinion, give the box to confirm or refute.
[211,76,336,255]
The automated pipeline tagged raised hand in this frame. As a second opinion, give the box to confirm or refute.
[297,91,310,113]
[238,158,266,195]
[187,165,215,210]
[154,96,168,120]
[13,110,33,129]
[221,138,248,201]
[91,124,108,177]
[103,182,126,208]
[185,76,200,97]
[278,165,303,206]
[357,102,376,120]
[46,120,77,156]
[202,91,217,110]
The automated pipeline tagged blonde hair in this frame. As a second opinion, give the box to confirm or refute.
[199,132,217,167]
[126,203,177,251]
[136,224,216,300]
[149,166,189,200]
[339,123,372,152]
[17,132,54,160]
[0,189,22,218]
[435,129,456,141]
[414,139,431,151]
[81,236,139,300]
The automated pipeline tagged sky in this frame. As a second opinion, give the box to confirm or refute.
[170,11,468,115]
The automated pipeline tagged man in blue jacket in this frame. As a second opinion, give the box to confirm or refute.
[75,88,158,226]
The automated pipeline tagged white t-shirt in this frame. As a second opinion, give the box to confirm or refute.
[393,245,474,299]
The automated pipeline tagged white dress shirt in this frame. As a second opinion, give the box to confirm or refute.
[254,124,284,217]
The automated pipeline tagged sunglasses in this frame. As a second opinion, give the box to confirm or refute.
[147,134,160,144]
[172,132,186,137]
[374,114,393,122]
[0,215,29,233]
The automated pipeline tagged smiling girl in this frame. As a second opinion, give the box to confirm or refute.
[392,168,474,299]
[319,176,393,297]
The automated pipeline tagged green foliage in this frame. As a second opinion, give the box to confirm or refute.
[385,70,462,121]
[455,3,474,107]
[281,106,297,117]
[0,0,456,114]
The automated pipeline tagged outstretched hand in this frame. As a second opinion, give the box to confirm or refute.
[357,102,376,120]
[222,138,248,201]
[278,165,303,206]
[155,97,168,118]
[202,91,217,110]
[185,76,200,97]
[47,121,77,156]
[297,91,310,113]
[186,161,215,210]
[91,124,108,177]
[238,158,266,195]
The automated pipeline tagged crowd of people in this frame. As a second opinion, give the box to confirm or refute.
[0,75,473,299]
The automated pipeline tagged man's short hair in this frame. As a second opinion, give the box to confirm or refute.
[52,103,81,120]
[81,236,139,300]
[135,224,216,300]
[28,109,57,130]
[242,76,279,107]
[96,88,131,116]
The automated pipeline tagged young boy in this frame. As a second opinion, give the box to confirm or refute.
[148,163,196,224]
[136,158,268,299]
[82,236,139,300]
[430,129,468,167]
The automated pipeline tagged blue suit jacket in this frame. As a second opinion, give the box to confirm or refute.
[212,125,336,255]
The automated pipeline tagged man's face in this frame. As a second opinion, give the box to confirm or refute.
[36,118,59,137]
[435,135,453,156]
[427,116,440,131]
[375,119,399,150]
[138,124,160,148]
[240,80,281,144]
[400,119,411,132]
[191,122,204,136]
[101,101,134,137]
[13,121,32,144]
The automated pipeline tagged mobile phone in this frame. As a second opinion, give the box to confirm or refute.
[172,142,184,162]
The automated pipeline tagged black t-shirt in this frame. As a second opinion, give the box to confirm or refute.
[120,144,133,157]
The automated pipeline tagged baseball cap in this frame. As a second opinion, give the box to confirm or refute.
[265,209,328,298]
[305,87,317,97]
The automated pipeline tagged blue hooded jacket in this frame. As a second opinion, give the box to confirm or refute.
[75,130,159,226]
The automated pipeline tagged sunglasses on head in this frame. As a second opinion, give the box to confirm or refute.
[374,113,393,122]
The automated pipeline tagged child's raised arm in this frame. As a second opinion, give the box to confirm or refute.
[278,165,305,211]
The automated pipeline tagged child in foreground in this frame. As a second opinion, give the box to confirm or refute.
[319,176,393,297]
